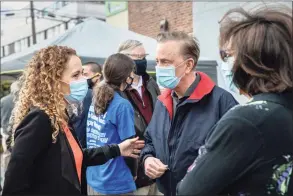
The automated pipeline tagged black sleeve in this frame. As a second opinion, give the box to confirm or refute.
[123,136,138,177]
[83,144,121,167]
[3,110,52,195]
[176,117,262,196]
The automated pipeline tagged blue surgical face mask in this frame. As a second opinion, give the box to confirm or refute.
[64,78,88,102]
[156,61,186,89]
[220,56,239,94]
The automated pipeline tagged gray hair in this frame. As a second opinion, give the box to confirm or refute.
[118,40,143,53]
[10,81,21,101]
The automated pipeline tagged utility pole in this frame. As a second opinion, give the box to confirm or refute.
[30,1,37,44]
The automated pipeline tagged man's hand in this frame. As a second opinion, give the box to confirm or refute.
[144,157,168,179]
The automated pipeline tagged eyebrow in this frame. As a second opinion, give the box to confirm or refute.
[157,58,172,62]
[72,70,81,76]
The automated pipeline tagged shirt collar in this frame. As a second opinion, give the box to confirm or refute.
[172,73,201,100]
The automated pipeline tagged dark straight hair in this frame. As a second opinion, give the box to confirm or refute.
[93,53,135,115]
[219,6,292,95]
[83,61,102,74]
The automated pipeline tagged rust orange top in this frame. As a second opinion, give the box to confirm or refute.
[63,123,83,185]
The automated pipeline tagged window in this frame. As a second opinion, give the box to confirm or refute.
[1,46,5,57]
[62,1,69,7]
[27,36,31,47]
[55,2,61,10]
[60,23,66,34]
[68,20,76,29]
[15,41,21,53]
[86,1,104,4]
[21,39,28,50]
[47,28,55,39]
[8,43,15,55]
[36,32,43,43]
[55,25,61,35]
[42,8,48,17]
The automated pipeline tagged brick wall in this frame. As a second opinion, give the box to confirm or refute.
[128,1,193,38]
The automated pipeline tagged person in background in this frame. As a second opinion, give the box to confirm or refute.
[140,31,239,195]
[177,6,293,196]
[86,53,138,195]
[0,81,21,190]
[69,62,101,148]
[118,40,160,195]
[83,62,103,89]
[2,46,144,195]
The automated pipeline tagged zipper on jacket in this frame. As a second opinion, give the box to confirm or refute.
[166,106,178,196]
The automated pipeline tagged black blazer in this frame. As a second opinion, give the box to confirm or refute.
[2,107,120,195]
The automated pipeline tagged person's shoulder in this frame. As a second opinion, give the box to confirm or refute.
[212,85,234,97]
[210,86,238,104]
[112,92,133,110]
[146,76,157,85]
[14,107,52,140]
[145,75,160,88]
[221,99,280,127]
[1,94,13,104]
[22,107,51,124]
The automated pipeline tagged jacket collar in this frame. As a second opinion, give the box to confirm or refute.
[158,71,215,118]
[251,91,293,111]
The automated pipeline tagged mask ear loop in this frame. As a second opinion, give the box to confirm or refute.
[175,58,192,79]
[90,72,101,80]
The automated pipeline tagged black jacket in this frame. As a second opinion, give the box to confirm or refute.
[3,107,120,195]
[122,74,160,188]
[177,91,293,196]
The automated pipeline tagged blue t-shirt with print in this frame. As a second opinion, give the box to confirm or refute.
[86,92,136,194]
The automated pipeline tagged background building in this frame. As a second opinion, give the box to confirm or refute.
[105,1,128,29]
[1,1,105,58]
[128,1,193,38]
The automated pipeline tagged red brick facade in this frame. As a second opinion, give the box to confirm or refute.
[128,1,193,38]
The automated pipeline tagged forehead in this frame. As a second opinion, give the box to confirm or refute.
[130,46,145,54]
[156,41,182,60]
[82,65,92,72]
[66,55,82,72]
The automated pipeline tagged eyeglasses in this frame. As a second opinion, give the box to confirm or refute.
[126,76,134,85]
[220,50,233,62]
[125,53,149,59]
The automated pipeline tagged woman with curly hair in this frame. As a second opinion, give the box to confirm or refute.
[2,45,144,195]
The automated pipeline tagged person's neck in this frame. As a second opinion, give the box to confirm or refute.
[240,89,252,99]
[133,74,140,85]
[174,73,196,99]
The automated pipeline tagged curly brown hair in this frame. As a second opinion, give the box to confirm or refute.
[12,45,77,143]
